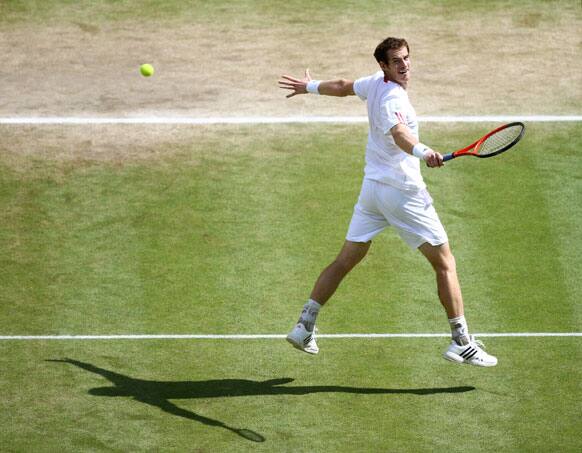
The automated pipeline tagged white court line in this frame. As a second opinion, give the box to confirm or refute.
[0,333,580,340]
[0,115,581,125]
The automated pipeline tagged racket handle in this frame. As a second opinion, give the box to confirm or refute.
[443,153,454,162]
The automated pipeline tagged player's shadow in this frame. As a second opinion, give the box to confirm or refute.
[48,358,475,443]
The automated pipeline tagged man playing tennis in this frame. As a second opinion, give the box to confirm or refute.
[279,37,497,367]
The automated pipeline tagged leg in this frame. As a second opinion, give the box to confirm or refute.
[310,240,371,305]
[286,240,370,354]
[418,242,463,318]
[289,178,378,354]
[419,242,497,366]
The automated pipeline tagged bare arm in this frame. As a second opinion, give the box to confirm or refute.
[391,123,444,168]
[279,69,354,98]
[319,79,355,97]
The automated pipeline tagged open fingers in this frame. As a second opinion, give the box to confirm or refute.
[278,80,298,88]
[279,69,312,98]
[280,74,302,83]
[279,82,300,98]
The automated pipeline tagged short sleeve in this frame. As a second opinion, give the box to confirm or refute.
[383,96,408,134]
[353,75,374,101]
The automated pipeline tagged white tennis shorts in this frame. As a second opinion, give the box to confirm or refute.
[346,178,448,249]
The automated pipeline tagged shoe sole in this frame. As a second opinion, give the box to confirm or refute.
[443,351,497,367]
[286,335,318,355]
[443,351,464,364]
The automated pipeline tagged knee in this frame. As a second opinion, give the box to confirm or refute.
[333,255,359,273]
[332,242,369,271]
[334,248,368,272]
[433,250,457,274]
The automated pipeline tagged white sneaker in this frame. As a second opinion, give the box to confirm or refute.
[443,336,497,367]
[286,323,319,355]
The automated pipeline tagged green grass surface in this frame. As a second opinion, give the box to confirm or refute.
[1,2,580,451]
[1,124,581,335]
[1,0,578,24]
[1,123,581,451]
[1,339,580,452]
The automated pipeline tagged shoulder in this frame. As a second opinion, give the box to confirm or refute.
[354,71,383,99]
[355,70,383,86]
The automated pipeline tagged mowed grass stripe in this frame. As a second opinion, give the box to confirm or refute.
[530,123,582,330]
[0,124,364,335]
[424,123,580,333]
[1,123,581,452]
[1,124,580,335]
[422,123,582,452]
[1,339,580,451]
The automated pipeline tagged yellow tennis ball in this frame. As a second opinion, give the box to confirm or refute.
[140,64,154,77]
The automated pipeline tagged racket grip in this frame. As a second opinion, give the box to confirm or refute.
[442,153,454,162]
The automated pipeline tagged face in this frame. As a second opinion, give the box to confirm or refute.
[379,46,410,88]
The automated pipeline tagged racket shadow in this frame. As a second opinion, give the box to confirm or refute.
[47,359,475,443]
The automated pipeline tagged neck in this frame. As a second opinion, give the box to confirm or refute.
[383,72,407,90]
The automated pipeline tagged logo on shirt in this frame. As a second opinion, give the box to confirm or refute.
[395,111,407,125]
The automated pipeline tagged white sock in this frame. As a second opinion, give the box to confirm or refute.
[298,299,321,332]
[448,315,470,346]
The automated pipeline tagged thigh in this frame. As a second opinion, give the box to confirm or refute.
[376,185,449,249]
[346,179,389,243]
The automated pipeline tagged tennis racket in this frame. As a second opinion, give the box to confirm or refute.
[442,122,526,162]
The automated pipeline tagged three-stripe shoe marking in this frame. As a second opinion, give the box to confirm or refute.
[460,346,479,361]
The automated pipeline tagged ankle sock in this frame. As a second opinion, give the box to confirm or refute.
[448,315,470,346]
[298,299,321,332]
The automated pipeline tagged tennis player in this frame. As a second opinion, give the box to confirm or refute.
[279,37,497,367]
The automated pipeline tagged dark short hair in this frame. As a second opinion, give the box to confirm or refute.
[374,37,409,64]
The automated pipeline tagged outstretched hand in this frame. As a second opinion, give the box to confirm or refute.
[278,69,312,98]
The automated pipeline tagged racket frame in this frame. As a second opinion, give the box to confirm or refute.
[442,121,525,162]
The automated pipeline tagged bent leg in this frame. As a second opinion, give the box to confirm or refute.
[287,240,370,354]
[419,243,497,365]
[310,240,371,305]
[418,242,464,318]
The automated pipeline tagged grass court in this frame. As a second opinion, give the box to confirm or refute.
[1,1,581,452]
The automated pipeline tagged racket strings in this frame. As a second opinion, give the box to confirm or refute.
[478,125,523,156]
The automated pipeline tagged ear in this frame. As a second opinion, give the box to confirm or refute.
[378,60,389,72]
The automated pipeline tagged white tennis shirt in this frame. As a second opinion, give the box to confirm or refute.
[353,71,426,191]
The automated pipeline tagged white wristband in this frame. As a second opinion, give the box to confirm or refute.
[306,80,321,94]
[412,143,429,160]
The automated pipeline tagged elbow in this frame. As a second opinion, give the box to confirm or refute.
[338,79,352,96]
